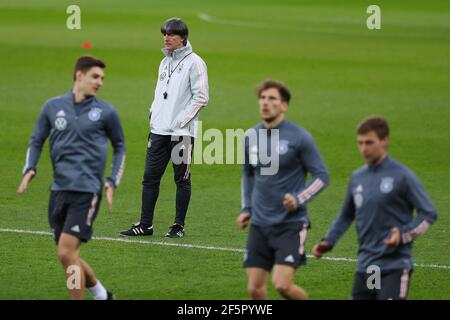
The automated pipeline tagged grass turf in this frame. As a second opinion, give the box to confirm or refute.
[0,0,449,299]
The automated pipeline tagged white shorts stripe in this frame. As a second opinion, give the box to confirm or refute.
[86,194,98,227]
[298,224,308,255]
[399,268,410,299]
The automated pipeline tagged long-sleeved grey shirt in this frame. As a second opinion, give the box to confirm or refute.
[324,156,437,272]
[23,91,126,193]
[241,120,329,226]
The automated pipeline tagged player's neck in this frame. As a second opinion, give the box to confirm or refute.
[263,114,285,129]
[72,87,89,103]
[370,152,388,166]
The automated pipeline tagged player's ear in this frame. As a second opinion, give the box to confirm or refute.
[74,70,81,81]
[378,135,388,149]
[75,70,83,82]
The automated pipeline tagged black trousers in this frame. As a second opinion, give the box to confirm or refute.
[140,133,194,227]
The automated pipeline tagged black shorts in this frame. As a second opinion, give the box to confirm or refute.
[352,268,413,300]
[48,191,102,244]
[243,223,308,271]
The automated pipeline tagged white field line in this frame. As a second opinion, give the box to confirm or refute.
[1,227,449,270]
[197,13,450,39]
[198,12,450,29]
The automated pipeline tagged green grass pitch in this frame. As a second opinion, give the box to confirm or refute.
[0,0,449,299]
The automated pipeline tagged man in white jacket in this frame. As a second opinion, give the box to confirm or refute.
[120,17,209,238]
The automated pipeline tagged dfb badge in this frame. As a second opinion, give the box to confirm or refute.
[380,177,394,194]
[88,108,102,122]
[276,139,289,155]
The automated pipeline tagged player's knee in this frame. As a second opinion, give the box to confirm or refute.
[175,177,191,187]
[272,280,291,295]
[57,246,76,264]
[142,175,161,187]
[247,285,266,300]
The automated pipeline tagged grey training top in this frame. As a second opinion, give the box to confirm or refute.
[241,120,329,226]
[23,91,126,193]
[325,156,437,272]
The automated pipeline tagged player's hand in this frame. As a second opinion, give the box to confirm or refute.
[283,193,298,212]
[17,170,36,194]
[384,227,401,247]
[179,114,189,128]
[236,212,251,229]
[312,241,331,259]
[104,182,114,212]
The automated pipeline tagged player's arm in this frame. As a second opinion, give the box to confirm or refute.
[237,132,254,229]
[179,58,209,128]
[104,108,126,211]
[312,179,355,258]
[17,170,36,194]
[148,60,165,122]
[386,171,438,247]
[284,132,329,212]
[17,103,51,194]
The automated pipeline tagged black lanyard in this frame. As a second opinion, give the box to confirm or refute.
[163,52,193,100]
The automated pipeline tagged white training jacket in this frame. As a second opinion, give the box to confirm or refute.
[149,41,209,138]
